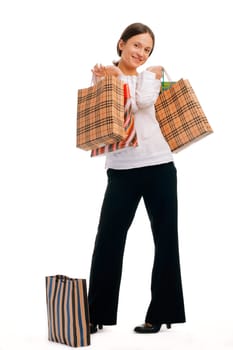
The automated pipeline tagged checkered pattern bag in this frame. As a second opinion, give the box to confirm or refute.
[45,275,90,347]
[155,70,213,152]
[77,76,126,151]
[91,83,138,157]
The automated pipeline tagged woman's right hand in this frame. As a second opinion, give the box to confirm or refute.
[92,64,122,78]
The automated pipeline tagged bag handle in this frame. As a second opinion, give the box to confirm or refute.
[91,64,110,85]
[162,68,173,83]
[161,68,176,92]
[56,275,68,282]
[91,72,110,85]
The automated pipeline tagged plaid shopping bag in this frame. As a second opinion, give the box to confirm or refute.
[91,83,138,156]
[155,75,213,152]
[45,275,90,347]
[77,76,126,151]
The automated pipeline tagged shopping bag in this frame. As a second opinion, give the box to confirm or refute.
[155,70,213,152]
[91,83,138,157]
[77,76,126,151]
[45,275,90,347]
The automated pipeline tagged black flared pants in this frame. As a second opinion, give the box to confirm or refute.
[88,162,186,325]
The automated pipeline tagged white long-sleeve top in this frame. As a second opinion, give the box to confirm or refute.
[105,70,173,170]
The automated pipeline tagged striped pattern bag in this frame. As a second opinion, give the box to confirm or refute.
[77,76,126,151]
[45,275,90,347]
[91,83,138,156]
[155,71,213,152]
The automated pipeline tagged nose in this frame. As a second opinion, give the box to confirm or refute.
[138,47,144,56]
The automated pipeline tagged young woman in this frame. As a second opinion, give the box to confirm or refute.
[87,22,186,334]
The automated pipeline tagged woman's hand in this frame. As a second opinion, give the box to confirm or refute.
[92,64,122,78]
[146,65,163,80]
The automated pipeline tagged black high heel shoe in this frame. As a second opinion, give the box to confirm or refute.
[134,323,171,334]
[90,323,103,334]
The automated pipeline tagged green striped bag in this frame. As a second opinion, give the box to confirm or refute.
[45,275,90,347]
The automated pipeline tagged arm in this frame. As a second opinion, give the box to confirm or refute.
[136,69,162,109]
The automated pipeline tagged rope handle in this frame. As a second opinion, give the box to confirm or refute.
[161,68,176,92]
[162,68,173,83]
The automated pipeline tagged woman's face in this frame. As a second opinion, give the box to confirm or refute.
[119,33,153,69]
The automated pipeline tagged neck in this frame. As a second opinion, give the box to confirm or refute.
[118,61,137,76]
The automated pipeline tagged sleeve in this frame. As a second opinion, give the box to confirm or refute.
[136,70,161,109]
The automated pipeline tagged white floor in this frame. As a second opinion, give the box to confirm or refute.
[1,321,233,350]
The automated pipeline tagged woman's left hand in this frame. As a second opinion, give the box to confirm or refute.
[146,65,163,80]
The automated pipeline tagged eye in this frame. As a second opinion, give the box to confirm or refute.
[145,48,151,55]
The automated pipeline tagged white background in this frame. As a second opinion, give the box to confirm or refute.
[0,0,233,349]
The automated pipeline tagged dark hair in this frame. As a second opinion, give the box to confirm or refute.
[117,22,155,57]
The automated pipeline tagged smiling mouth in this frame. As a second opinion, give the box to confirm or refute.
[132,56,143,63]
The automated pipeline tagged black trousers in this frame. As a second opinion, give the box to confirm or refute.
[88,162,186,325]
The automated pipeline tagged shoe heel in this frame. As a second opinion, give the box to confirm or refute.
[90,323,103,334]
[166,323,171,329]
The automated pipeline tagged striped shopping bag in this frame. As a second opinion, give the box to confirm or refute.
[45,275,90,347]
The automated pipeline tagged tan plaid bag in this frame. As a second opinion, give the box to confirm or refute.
[77,76,126,151]
[90,83,138,156]
[155,70,213,152]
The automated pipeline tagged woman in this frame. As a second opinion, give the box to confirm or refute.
[88,22,186,334]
